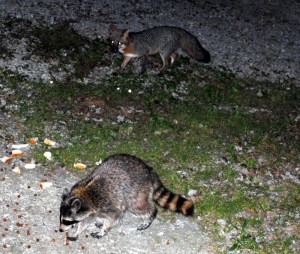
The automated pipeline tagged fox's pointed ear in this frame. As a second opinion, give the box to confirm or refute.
[109,24,117,33]
[123,29,129,38]
[71,199,82,213]
[62,188,69,200]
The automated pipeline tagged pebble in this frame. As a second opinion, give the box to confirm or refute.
[188,189,198,196]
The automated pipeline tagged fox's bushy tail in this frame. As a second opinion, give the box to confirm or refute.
[153,184,194,216]
[180,30,210,63]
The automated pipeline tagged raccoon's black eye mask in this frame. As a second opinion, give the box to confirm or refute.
[62,219,79,226]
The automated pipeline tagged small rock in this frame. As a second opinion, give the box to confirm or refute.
[217,219,226,227]
[188,189,198,197]
[257,90,263,97]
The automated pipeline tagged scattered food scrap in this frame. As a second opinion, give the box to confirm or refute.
[12,167,21,175]
[1,156,13,163]
[24,163,36,169]
[44,138,56,146]
[40,180,53,189]
[43,151,52,161]
[12,149,24,157]
[95,159,102,166]
[28,138,38,145]
[12,144,29,149]
[73,163,87,170]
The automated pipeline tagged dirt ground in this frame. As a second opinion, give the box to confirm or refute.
[0,1,299,253]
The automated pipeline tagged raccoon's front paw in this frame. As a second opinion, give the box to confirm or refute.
[91,232,103,239]
[95,222,103,229]
[67,235,78,241]
[137,222,151,231]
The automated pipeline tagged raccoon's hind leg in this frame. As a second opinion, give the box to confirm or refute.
[130,191,158,231]
[137,208,157,231]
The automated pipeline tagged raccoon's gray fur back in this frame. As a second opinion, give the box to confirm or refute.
[59,154,194,241]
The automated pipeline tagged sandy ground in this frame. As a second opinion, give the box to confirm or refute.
[0,1,299,253]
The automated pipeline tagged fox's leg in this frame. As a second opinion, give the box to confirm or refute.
[141,55,148,73]
[159,53,170,73]
[159,49,176,73]
[170,53,176,65]
[120,56,132,71]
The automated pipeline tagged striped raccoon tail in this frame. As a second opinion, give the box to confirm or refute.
[153,185,194,216]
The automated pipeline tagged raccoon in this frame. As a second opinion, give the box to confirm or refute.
[59,154,194,241]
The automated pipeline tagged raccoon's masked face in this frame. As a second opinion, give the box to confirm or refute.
[59,188,81,232]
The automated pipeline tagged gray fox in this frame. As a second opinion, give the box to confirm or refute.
[59,154,194,241]
[109,24,210,73]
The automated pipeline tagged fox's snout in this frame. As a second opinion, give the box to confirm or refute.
[110,42,119,53]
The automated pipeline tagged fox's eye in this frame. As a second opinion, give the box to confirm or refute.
[118,41,125,46]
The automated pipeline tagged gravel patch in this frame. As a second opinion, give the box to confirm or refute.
[0,0,299,83]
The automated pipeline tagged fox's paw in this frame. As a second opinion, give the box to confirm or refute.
[112,68,123,76]
[67,235,78,241]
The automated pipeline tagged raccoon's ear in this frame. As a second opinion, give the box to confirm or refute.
[71,199,82,213]
[62,188,69,200]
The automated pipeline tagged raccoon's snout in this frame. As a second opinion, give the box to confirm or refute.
[59,223,74,232]
[59,218,78,232]
[59,224,67,232]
